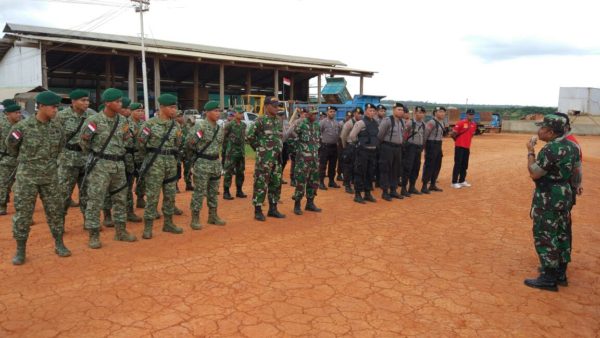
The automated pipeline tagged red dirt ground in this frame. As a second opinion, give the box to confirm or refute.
[0,133,598,337]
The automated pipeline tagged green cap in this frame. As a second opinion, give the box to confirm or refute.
[535,114,567,133]
[101,88,123,103]
[204,100,220,111]
[121,97,131,109]
[35,91,62,105]
[129,102,143,110]
[4,104,21,113]
[158,93,178,106]
[69,89,89,100]
[2,99,16,107]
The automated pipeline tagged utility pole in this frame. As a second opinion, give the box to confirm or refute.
[132,0,150,119]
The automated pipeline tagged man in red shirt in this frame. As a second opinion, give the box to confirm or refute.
[450,109,477,188]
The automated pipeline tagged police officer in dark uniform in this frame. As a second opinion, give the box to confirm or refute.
[340,108,363,194]
[348,103,379,203]
[318,106,341,189]
[377,102,406,201]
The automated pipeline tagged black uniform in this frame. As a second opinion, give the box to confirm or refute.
[353,117,379,193]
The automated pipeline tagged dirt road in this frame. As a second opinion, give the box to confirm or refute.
[0,133,598,337]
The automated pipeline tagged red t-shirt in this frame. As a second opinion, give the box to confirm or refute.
[453,119,477,148]
[566,134,582,161]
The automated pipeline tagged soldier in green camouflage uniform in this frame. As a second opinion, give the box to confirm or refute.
[0,103,21,215]
[137,94,184,239]
[182,115,195,191]
[130,103,147,208]
[80,88,137,249]
[222,106,247,200]
[187,101,226,229]
[120,98,142,222]
[524,114,582,291]
[247,96,285,221]
[289,108,322,215]
[5,91,71,265]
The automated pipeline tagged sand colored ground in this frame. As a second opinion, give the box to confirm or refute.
[0,133,598,337]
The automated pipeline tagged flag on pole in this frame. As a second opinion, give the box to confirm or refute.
[282,77,291,86]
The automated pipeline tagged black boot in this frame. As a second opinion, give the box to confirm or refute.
[267,202,286,218]
[524,268,558,291]
[223,187,234,200]
[12,239,27,265]
[293,199,303,215]
[185,183,194,191]
[344,185,354,194]
[103,209,114,227]
[328,179,340,188]
[408,185,422,195]
[319,179,327,190]
[381,189,392,201]
[53,232,72,257]
[236,185,247,198]
[390,189,403,199]
[429,184,443,192]
[364,191,376,202]
[305,198,322,212]
[254,206,266,221]
[401,186,411,197]
[557,263,568,286]
[336,174,343,181]
[421,184,431,194]
[354,192,366,204]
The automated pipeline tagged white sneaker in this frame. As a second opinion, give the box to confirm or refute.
[460,181,472,187]
[451,183,462,189]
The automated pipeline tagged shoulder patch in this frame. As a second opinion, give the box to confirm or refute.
[11,130,22,140]
[196,130,203,139]
[142,127,151,136]
[87,122,97,132]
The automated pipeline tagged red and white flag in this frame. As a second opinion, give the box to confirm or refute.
[87,122,97,132]
[196,130,203,139]
[282,77,291,86]
[142,127,151,136]
[11,130,21,140]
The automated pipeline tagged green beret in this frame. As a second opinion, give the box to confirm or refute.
[98,104,105,112]
[204,100,220,111]
[129,103,143,110]
[158,93,177,106]
[4,104,21,113]
[234,106,244,113]
[121,97,131,109]
[69,89,89,100]
[101,88,123,103]
[35,91,62,105]
[2,99,16,107]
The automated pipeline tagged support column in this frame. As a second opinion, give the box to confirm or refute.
[193,64,199,109]
[219,63,225,109]
[153,56,161,107]
[359,75,364,95]
[105,56,112,88]
[289,76,295,101]
[128,55,136,101]
[41,43,48,88]
[245,71,252,94]
[317,75,322,105]
[274,69,279,98]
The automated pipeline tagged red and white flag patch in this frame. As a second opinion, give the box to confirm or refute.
[142,127,151,136]
[196,130,203,139]
[87,122,97,132]
[11,130,21,140]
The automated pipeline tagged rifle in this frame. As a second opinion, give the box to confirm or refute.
[80,115,120,193]
[137,120,176,186]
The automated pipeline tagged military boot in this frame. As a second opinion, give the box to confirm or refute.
[127,207,142,222]
[354,192,366,204]
[254,206,266,221]
[173,206,183,216]
[103,209,114,227]
[155,212,162,219]
[305,198,322,212]
[381,189,392,201]
[364,191,376,202]
[136,197,146,209]
[429,184,443,192]
[267,203,286,218]
[185,183,194,191]
[344,185,354,194]
[293,199,303,215]
[12,239,27,265]
[524,268,558,291]
[328,179,340,188]
[390,189,403,199]
[319,179,328,190]
[142,219,153,239]
[207,208,226,226]
[408,185,422,195]
[190,210,202,230]
[53,232,72,257]
[162,214,184,234]
[557,263,569,286]
[88,229,102,249]
[401,186,411,197]
[223,187,234,200]
[336,174,343,181]
[421,184,431,194]
[0,203,7,216]
[236,185,247,198]
[114,223,137,242]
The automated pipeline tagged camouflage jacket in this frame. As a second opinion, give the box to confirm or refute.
[247,114,283,163]
[56,106,95,167]
[137,117,183,158]
[187,119,223,159]
[224,119,245,156]
[294,118,320,161]
[0,115,18,167]
[6,116,64,184]
[130,117,145,164]
[532,136,580,211]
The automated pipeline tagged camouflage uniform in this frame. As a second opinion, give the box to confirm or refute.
[222,119,246,194]
[247,114,283,206]
[130,116,146,205]
[56,106,95,215]
[181,121,195,190]
[0,115,18,214]
[187,119,225,228]
[291,117,320,201]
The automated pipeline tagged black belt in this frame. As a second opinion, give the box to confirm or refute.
[321,143,337,147]
[382,141,402,148]
[0,151,8,156]
[125,147,137,154]
[196,153,219,161]
[65,143,82,152]
[93,152,125,161]
[147,148,178,156]
[426,140,442,144]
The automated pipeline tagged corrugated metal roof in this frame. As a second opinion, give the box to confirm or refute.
[3,23,360,71]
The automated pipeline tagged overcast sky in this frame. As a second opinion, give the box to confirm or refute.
[1,0,599,106]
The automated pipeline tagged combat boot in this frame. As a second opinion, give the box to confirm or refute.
[88,229,102,249]
[223,187,234,200]
[0,203,7,216]
[319,179,327,190]
[344,185,354,194]
[103,209,114,227]
[524,268,558,291]
[162,214,184,234]
[354,192,366,204]
[421,184,431,194]
[136,197,146,209]
[12,239,27,265]
[142,219,153,239]
[190,210,202,230]
[267,202,286,218]
[336,174,343,181]
[408,185,422,195]
[174,206,183,216]
[114,223,137,242]
[557,263,569,286]
[207,208,226,226]
[429,184,443,192]
[254,206,266,221]
[127,207,142,222]
[364,191,376,203]
[236,185,247,198]
[155,212,162,220]
[381,189,392,201]
[328,179,340,188]
[185,183,194,191]
[401,186,411,197]
[53,232,72,257]
[390,189,403,199]
[305,198,322,212]
[293,199,303,215]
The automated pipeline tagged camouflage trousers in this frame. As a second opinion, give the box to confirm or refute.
[0,163,16,211]
[12,171,64,240]
[292,156,319,200]
[102,172,134,211]
[143,155,178,220]
[223,151,245,189]
[252,159,282,206]
[191,158,221,212]
[183,157,193,187]
[57,164,85,214]
[532,208,571,269]
[83,160,128,230]
[134,160,145,200]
